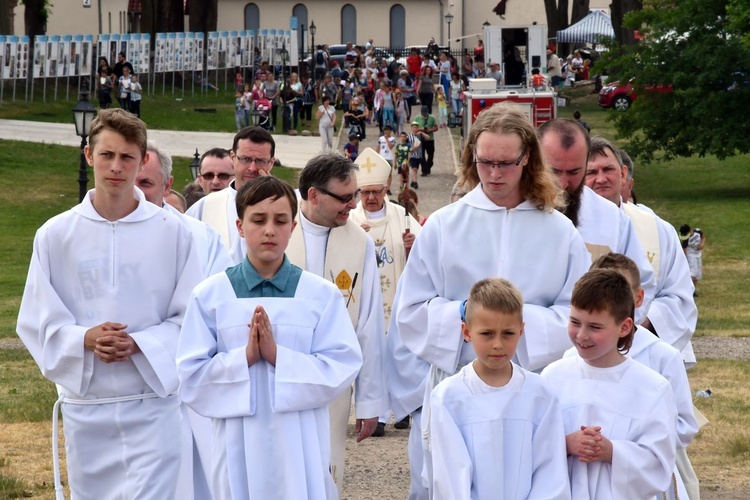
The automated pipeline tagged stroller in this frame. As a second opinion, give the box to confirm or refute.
[253,98,273,131]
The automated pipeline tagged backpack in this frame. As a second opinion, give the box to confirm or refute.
[316,50,325,65]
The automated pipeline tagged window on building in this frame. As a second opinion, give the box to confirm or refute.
[341,4,356,45]
[292,4,308,54]
[245,3,260,31]
[390,5,406,49]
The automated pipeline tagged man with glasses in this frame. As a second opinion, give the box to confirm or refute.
[286,151,388,498]
[187,127,276,263]
[197,148,234,194]
[349,148,421,437]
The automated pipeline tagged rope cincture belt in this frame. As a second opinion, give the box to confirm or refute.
[51,392,162,500]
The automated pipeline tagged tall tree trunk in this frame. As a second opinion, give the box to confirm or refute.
[544,0,568,40]
[571,0,590,25]
[0,0,12,34]
[189,0,218,34]
[610,0,643,45]
[167,0,184,33]
[141,0,158,41]
[23,0,46,38]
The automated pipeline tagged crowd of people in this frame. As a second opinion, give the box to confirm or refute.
[17,75,702,499]
[96,52,142,117]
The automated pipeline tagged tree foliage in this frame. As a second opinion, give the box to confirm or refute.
[600,0,750,163]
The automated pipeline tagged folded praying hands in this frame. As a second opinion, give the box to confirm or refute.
[246,305,277,366]
[566,425,613,464]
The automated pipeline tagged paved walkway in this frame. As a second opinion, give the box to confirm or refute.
[0,117,459,215]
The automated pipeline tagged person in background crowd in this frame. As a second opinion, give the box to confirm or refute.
[129,74,142,118]
[97,66,113,109]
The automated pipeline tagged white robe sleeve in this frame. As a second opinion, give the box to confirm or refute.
[16,228,95,396]
[396,222,464,374]
[528,390,571,500]
[654,348,699,448]
[352,239,389,418]
[430,389,473,500]
[271,290,363,413]
[127,230,203,397]
[646,220,697,352]
[611,383,678,498]
[202,224,234,276]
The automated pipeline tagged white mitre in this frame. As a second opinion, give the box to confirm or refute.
[354,147,391,187]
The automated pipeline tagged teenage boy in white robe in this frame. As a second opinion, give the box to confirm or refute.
[563,253,699,500]
[430,278,570,500]
[389,103,590,498]
[177,176,363,499]
[16,108,203,500]
[542,270,678,499]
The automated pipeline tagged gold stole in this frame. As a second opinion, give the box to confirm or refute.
[287,215,367,329]
[350,202,414,327]
[623,202,661,280]
[202,188,234,249]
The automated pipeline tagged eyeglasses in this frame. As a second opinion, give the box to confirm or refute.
[199,172,233,181]
[361,186,387,198]
[474,149,526,170]
[234,156,271,168]
[317,186,361,204]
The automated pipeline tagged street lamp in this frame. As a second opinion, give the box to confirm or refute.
[483,20,491,30]
[445,13,454,51]
[309,20,316,53]
[71,78,97,202]
[189,148,201,180]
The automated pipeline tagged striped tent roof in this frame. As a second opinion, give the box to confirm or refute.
[556,10,615,44]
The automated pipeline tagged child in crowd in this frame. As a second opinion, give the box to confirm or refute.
[407,121,426,189]
[243,83,253,127]
[395,131,412,188]
[435,86,448,128]
[234,90,248,132]
[378,124,396,167]
[430,278,570,499]
[579,253,700,499]
[129,74,142,118]
[542,269,678,499]
[531,67,546,90]
[394,90,409,134]
[344,133,359,162]
[177,176,362,498]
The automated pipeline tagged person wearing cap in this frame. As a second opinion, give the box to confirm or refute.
[350,148,421,437]
[413,106,438,176]
[287,152,388,498]
[486,61,504,89]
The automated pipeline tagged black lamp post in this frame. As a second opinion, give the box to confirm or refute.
[483,20,491,29]
[310,20,316,55]
[189,148,201,180]
[71,78,97,202]
[445,13,454,51]
[299,23,307,76]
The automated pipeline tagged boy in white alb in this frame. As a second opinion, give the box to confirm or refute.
[571,253,699,499]
[430,278,570,500]
[16,108,203,499]
[542,269,678,499]
[177,176,363,499]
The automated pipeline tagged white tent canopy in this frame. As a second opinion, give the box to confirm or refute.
[556,10,615,44]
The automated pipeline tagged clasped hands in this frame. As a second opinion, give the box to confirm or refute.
[246,305,277,366]
[84,322,139,363]
[566,425,613,463]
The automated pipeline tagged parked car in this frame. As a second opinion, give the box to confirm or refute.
[598,79,673,111]
[304,45,392,73]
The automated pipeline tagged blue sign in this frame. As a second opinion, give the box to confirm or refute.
[290,17,298,30]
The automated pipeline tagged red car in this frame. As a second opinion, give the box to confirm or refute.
[598,80,672,111]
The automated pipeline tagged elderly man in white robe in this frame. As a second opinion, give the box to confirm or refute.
[584,136,697,364]
[287,152,389,496]
[350,147,421,435]
[16,109,203,500]
[538,118,656,324]
[186,127,276,263]
[390,103,591,499]
[137,143,234,499]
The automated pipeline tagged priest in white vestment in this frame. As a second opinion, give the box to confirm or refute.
[585,137,697,366]
[178,176,362,499]
[391,104,591,498]
[349,148,421,434]
[538,119,656,324]
[16,109,204,500]
[286,152,389,496]
[186,127,277,264]
[139,144,234,499]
